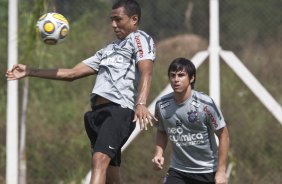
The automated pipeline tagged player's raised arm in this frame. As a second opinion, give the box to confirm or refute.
[6,62,97,81]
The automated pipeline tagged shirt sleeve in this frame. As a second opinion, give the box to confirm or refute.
[82,48,104,71]
[133,32,156,62]
[155,102,165,131]
[206,100,226,130]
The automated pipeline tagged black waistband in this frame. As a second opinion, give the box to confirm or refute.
[91,101,119,110]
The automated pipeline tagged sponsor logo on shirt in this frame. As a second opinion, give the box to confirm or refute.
[203,106,218,128]
[135,35,143,58]
[167,127,204,146]
[101,51,123,67]
[160,102,170,109]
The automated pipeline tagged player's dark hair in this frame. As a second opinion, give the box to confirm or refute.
[112,0,141,23]
[168,58,196,89]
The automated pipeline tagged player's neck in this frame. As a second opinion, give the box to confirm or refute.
[174,88,193,104]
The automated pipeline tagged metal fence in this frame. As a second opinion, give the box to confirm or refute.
[1,0,282,183]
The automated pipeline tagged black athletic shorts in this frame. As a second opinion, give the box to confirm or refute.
[84,102,135,166]
[163,168,216,184]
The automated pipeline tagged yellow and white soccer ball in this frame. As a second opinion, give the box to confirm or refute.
[36,12,69,45]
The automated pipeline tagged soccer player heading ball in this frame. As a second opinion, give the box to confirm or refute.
[6,0,156,183]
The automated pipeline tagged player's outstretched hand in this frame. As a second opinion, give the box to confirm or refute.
[133,104,157,130]
[152,155,164,170]
[6,64,29,80]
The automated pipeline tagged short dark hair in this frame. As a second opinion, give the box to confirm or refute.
[112,0,141,23]
[168,58,196,89]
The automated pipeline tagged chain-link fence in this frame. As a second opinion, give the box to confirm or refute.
[1,0,282,183]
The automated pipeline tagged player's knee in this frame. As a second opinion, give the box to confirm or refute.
[92,152,111,168]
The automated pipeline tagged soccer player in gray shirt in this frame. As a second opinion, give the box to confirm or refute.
[152,58,229,184]
[6,1,156,183]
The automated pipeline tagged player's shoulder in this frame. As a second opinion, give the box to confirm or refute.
[133,29,151,37]
[192,90,214,104]
[129,30,154,41]
[156,92,174,108]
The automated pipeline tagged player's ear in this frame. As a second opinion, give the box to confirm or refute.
[190,75,195,83]
[131,15,138,25]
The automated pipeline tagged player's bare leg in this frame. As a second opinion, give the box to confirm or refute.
[90,152,111,184]
[106,166,121,184]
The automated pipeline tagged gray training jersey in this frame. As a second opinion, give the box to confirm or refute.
[155,90,226,173]
[83,30,155,110]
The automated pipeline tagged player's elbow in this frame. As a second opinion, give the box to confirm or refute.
[63,65,95,81]
[63,71,80,81]
[66,74,80,81]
